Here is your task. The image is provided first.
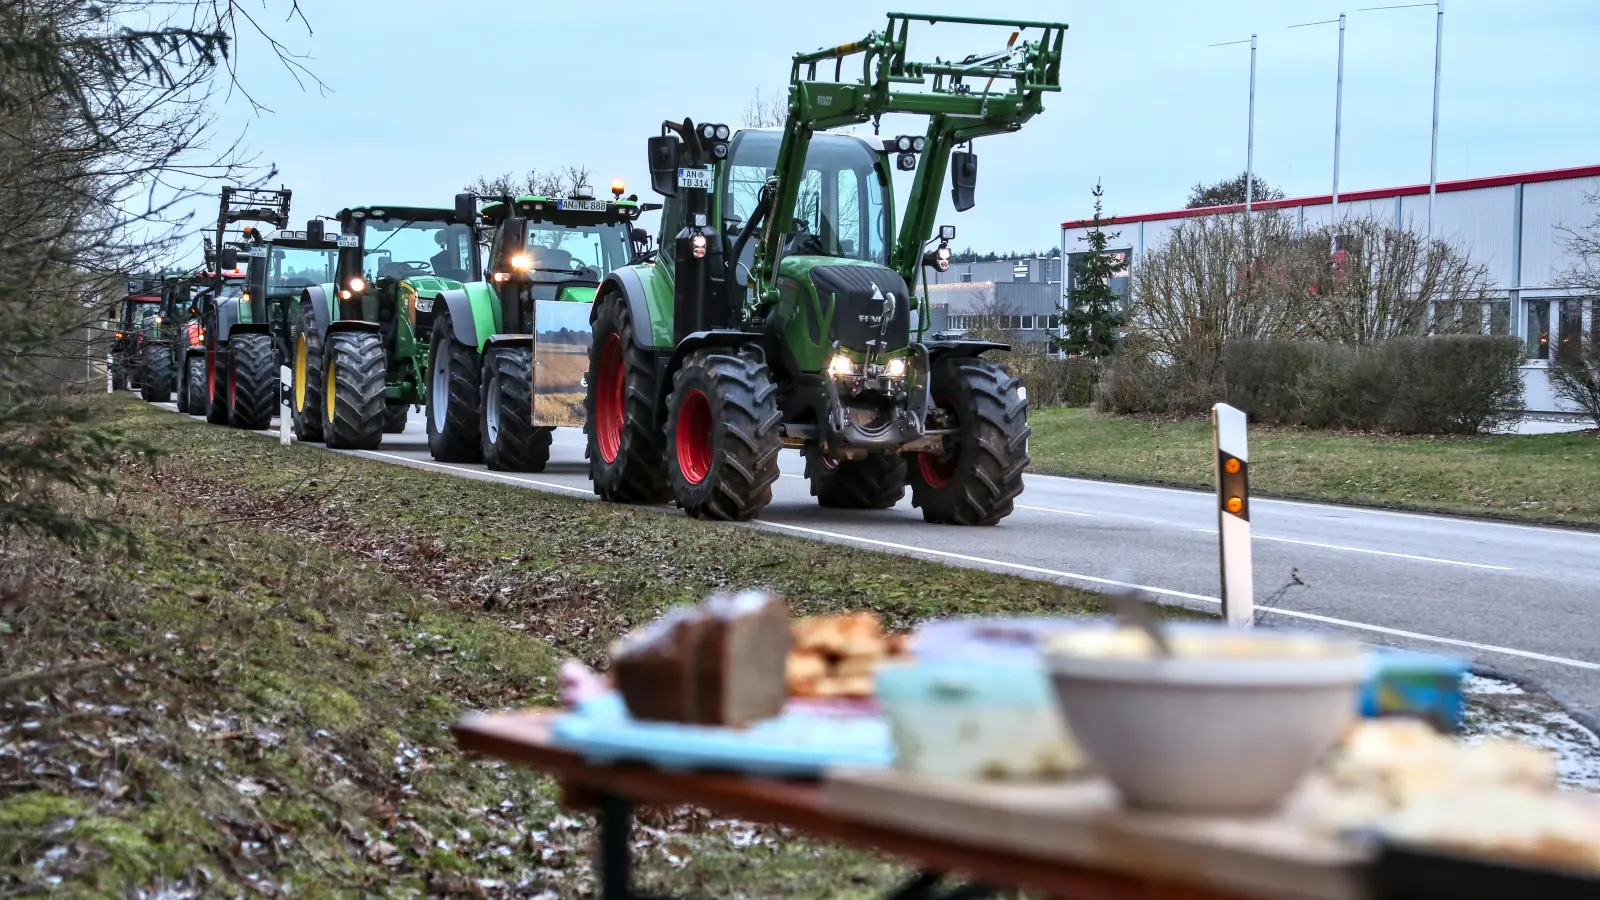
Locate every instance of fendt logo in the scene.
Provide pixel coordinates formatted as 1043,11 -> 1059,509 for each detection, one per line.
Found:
857,282 -> 897,325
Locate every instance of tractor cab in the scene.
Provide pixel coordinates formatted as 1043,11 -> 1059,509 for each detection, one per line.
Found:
477,188 -> 639,332
333,205 -> 479,349
247,226 -> 338,341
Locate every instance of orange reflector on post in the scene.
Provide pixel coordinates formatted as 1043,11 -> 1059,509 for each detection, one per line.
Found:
1226,497 -> 1244,514
1225,458 -> 1241,474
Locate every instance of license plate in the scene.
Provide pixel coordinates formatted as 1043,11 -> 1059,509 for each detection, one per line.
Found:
677,167 -> 714,190
335,235 -> 359,248
415,298 -> 433,313
247,247 -> 267,257
557,198 -> 608,212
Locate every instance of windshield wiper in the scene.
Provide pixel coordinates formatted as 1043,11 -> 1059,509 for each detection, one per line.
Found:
366,219 -> 418,255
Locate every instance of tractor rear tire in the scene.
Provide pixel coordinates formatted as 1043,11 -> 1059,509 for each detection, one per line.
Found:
227,333 -> 277,430
291,304 -> 325,442
111,363 -> 127,392
906,357 -> 1030,526
665,349 -> 782,521
802,445 -> 906,509
182,354 -> 205,415
384,404 -> 409,433
426,307 -> 482,462
323,331 -> 387,450
585,294 -> 670,504
481,346 -> 552,472
139,344 -> 172,403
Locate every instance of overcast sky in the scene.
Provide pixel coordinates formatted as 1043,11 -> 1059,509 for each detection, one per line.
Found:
184,0 -> 1598,261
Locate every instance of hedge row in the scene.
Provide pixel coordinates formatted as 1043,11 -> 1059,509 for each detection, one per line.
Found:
1096,335 -> 1525,434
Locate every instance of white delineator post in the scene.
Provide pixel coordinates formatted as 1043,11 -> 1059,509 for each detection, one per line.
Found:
106,354 -> 114,393
279,365 -> 292,445
1213,403 -> 1253,628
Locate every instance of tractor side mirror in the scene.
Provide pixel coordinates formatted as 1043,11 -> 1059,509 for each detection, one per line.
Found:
950,151 -> 978,213
631,227 -> 649,244
455,193 -> 477,224
647,136 -> 679,197
218,247 -> 239,270
306,219 -> 324,243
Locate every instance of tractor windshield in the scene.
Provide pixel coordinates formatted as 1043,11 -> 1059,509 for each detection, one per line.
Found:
524,221 -> 629,281
129,300 -> 160,325
724,130 -> 890,267
269,246 -> 336,297
361,218 -> 474,283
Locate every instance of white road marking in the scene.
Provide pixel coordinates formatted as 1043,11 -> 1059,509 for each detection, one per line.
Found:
1189,527 -> 1511,571
1024,471 -> 1600,540
359,451 -> 591,495
755,521 -> 1600,672
1017,504 -> 1096,518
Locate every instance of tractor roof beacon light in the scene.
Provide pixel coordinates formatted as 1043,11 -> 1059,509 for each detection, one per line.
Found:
611,178 -> 626,198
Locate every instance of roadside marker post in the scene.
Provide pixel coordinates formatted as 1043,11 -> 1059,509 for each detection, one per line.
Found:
279,365 -> 292,445
1213,403 -> 1254,627
106,355 -> 113,393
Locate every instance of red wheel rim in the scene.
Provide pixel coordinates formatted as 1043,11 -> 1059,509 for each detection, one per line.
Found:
206,348 -> 216,403
918,399 -> 959,489
595,334 -> 625,464
675,389 -> 713,485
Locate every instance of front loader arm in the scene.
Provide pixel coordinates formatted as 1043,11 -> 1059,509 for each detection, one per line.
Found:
753,13 -> 1066,305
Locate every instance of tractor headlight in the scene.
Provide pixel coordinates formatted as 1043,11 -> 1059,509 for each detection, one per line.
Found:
510,253 -> 532,270
828,354 -> 855,377
153,315 -> 163,325
897,152 -> 917,172
885,357 -> 907,378
896,135 -> 913,152
714,124 -> 730,140
348,276 -> 365,293
691,234 -> 707,259
912,136 -> 926,152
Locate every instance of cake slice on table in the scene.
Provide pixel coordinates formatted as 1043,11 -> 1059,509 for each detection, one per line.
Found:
609,590 -> 793,728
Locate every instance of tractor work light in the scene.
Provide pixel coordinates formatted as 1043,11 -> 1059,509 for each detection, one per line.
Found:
492,272 -> 510,283
711,142 -> 729,159
348,276 -> 365,293
886,357 -> 907,377
691,234 -> 708,259
934,246 -> 952,271
714,124 -> 730,140
828,354 -> 855,377
913,136 -> 926,152
510,253 -> 533,270
701,123 -> 716,140
897,152 -> 917,172
339,290 -> 352,300
611,178 -> 625,197
896,135 -> 913,152
940,225 -> 957,241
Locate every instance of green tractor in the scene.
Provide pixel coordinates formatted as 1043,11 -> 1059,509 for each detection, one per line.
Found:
424,185 -> 644,469
231,222 -> 339,426
289,205 -> 478,449
584,13 -> 1062,524
110,275 -> 168,398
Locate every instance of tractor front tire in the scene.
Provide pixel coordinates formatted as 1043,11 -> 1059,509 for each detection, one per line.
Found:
907,357 -> 1030,526
323,331 -> 387,450
384,404 -> 409,433
291,305 -> 325,442
585,295 -> 670,504
111,362 -> 127,392
665,349 -> 781,521
139,344 -> 172,403
426,307 -> 482,462
481,346 -> 552,472
802,445 -> 906,509
227,333 -> 277,430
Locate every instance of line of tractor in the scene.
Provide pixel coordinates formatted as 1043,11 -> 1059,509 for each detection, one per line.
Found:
110,13 -> 1066,527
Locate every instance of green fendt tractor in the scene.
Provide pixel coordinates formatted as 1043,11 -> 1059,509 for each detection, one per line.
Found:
425,185 -> 643,470
584,13 -> 1062,524
195,186 -> 294,428
290,204 -> 478,449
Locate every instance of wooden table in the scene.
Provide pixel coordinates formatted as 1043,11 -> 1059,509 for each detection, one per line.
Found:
452,709 -> 1289,900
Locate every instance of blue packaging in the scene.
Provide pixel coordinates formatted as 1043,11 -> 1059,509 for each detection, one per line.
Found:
1360,648 -> 1468,732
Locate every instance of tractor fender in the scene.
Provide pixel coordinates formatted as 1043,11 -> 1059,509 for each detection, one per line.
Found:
596,267 -> 656,351
924,339 -> 1011,366
437,288 -> 479,347
483,334 -> 532,352
657,330 -> 765,426
301,285 -> 333,342
212,297 -> 241,345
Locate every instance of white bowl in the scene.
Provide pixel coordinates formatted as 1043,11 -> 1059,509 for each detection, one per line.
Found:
1045,625 -> 1371,814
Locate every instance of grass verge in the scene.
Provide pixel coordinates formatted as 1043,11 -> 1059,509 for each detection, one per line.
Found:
1028,407 -> 1600,528
1,396 -> 1111,898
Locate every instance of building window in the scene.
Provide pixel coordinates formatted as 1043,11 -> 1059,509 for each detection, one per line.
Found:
1526,300 -> 1551,360
1020,315 -> 1034,330
1048,315 -> 1061,330
1557,299 -> 1584,361
1488,301 -> 1511,336
959,272 -> 972,283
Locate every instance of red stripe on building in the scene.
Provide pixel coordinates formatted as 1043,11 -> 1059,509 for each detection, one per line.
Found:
1061,163 -> 1600,229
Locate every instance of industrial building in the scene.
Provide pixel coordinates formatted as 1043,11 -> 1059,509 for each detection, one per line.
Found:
922,255 -> 1063,344
1057,164 -> 1600,415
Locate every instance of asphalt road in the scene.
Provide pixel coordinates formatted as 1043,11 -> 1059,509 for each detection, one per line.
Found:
151,399 -> 1600,721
